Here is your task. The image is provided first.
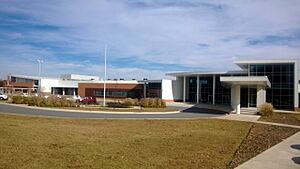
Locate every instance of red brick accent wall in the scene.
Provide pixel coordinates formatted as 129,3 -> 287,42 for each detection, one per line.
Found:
78,83 -> 143,97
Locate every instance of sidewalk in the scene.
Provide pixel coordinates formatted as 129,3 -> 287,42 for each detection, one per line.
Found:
215,114 -> 300,129
236,131 -> 300,169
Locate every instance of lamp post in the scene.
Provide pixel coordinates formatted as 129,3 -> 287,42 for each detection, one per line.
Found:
37,59 -> 43,96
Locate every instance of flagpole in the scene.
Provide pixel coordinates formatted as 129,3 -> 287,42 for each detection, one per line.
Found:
103,45 -> 107,106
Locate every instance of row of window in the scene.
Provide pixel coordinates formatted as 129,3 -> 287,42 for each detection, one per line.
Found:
250,64 -> 294,73
249,63 -> 295,110
94,90 -> 128,97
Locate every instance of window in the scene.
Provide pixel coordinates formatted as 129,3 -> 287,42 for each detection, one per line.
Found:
249,63 -> 295,110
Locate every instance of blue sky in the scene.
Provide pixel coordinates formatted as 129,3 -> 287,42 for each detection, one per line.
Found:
0,0 -> 300,79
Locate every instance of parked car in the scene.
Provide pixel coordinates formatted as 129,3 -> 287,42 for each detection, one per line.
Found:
80,97 -> 97,104
0,93 -> 8,100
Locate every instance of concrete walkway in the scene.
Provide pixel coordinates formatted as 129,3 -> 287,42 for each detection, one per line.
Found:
215,114 -> 300,129
236,131 -> 300,169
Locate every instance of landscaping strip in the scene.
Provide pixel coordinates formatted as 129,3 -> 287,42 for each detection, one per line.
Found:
229,123 -> 299,168
259,112 -> 300,126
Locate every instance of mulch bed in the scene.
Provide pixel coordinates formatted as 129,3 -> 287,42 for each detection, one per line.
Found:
259,112 -> 300,126
229,124 -> 299,168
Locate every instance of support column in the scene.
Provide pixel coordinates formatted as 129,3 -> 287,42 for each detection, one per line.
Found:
62,88 -> 65,95
213,75 -> 216,105
256,85 -> 266,108
183,76 -> 186,102
231,85 -> 241,114
196,75 -> 199,104
73,88 -> 76,96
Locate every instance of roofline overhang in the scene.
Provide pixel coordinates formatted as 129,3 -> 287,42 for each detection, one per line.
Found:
220,76 -> 271,88
166,70 -> 247,77
234,59 -> 297,69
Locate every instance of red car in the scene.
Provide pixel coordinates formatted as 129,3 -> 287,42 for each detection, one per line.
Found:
80,97 -> 97,104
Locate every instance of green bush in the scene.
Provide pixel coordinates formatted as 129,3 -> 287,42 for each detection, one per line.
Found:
11,96 -> 78,107
259,103 -> 274,116
12,96 -> 24,104
28,96 -> 44,106
107,102 -> 130,108
123,98 -> 140,107
140,98 -> 166,108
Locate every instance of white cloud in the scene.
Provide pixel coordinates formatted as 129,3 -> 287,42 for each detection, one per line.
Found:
0,0 -> 300,79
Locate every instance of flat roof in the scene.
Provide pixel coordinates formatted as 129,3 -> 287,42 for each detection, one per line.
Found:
10,74 -> 58,80
235,59 -> 297,69
220,76 -> 271,88
166,70 -> 247,77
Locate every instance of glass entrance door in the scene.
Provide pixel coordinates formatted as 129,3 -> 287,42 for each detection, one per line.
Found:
240,87 -> 257,107
240,87 -> 248,107
249,88 -> 257,107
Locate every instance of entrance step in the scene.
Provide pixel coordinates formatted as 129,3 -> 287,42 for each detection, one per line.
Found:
240,108 -> 258,115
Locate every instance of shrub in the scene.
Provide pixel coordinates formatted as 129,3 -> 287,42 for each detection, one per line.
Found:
60,100 -> 76,107
140,98 -> 150,108
123,98 -> 135,107
22,97 -> 29,104
107,102 -> 130,108
28,96 -> 44,106
122,98 -> 140,107
259,103 -> 274,116
140,98 -> 166,108
12,96 -> 24,104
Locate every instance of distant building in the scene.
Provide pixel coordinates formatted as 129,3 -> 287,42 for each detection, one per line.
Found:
2,59 -> 299,111
2,74 -> 177,101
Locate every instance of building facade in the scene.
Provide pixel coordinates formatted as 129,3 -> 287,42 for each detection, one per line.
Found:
167,60 -> 299,111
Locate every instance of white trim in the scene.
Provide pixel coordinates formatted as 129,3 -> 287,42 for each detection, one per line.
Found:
294,61 -> 299,108
235,59 -> 298,69
183,76 -> 186,102
196,75 -> 199,103
220,76 -> 271,88
213,75 -> 216,105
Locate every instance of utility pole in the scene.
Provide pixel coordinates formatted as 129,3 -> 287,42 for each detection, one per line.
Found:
103,45 -> 107,106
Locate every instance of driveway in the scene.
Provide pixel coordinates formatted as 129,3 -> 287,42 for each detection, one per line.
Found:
0,103 -> 226,119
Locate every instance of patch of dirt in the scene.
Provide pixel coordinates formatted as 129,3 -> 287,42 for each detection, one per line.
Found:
229,124 -> 299,168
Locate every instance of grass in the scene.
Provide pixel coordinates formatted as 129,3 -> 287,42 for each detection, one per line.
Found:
0,113 -> 298,169
0,114 -> 251,169
259,112 -> 300,126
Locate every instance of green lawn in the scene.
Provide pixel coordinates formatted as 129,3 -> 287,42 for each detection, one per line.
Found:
0,113 -> 298,169
0,114 -> 250,169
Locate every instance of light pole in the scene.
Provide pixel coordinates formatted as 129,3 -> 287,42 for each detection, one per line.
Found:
103,45 -> 107,107
37,59 -> 43,96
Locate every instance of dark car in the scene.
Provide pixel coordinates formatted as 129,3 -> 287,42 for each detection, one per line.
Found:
80,97 -> 97,104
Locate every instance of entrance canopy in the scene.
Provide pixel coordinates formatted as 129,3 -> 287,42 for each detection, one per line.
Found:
220,76 -> 271,88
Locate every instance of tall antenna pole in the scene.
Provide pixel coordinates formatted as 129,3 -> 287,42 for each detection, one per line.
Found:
103,45 -> 107,106
37,59 -> 43,77
37,59 -> 43,96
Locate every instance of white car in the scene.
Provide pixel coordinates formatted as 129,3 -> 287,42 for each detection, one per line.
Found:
0,93 -> 8,100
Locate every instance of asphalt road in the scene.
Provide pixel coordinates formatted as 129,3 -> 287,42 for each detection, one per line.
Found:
0,103 -> 226,119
